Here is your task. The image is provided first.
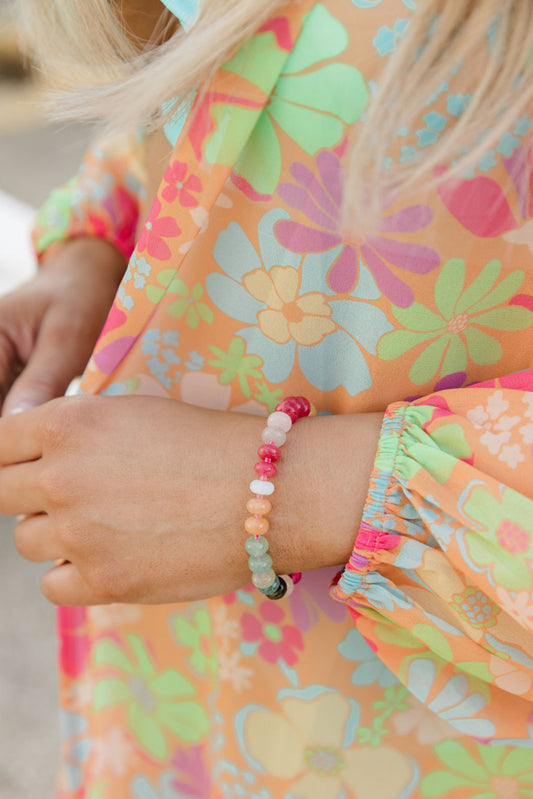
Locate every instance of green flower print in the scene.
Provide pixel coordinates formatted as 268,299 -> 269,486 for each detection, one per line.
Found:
171,607 -> 218,677
146,271 -> 213,329
378,258 -> 533,386
208,3 -> 368,197
93,634 -> 208,760
421,740 -> 533,798
208,337 -> 263,397
461,484 -> 533,590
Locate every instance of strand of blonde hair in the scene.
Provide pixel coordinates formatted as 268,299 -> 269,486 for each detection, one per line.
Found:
14,0 -> 533,223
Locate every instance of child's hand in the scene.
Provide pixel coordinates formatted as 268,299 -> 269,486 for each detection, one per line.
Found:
0,393 -> 383,606
0,237 -> 126,415
0,395 -> 262,606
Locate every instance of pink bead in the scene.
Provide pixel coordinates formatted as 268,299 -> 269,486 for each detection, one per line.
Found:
261,426 -> 286,447
254,461 -> 277,478
275,397 -> 301,422
258,443 -> 281,462
275,396 -> 311,421
295,396 -> 311,417
267,411 -> 292,433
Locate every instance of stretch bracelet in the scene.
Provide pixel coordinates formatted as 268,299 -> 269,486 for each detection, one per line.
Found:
245,396 -> 311,600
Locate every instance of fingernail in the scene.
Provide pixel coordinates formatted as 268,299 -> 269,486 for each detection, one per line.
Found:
7,403 -> 36,416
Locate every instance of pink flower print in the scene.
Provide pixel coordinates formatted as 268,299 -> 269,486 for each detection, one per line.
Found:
162,161 -> 202,207
496,520 -> 530,554
436,141 -> 533,247
241,601 -> 304,666
171,745 -> 212,798
137,197 -> 181,260
58,606 -> 90,679
101,185 -> 139,259
276,150 -> 440,307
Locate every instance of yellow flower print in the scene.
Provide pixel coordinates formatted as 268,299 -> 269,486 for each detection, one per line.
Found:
240,689 -> 414,799
243,266 -> 335,346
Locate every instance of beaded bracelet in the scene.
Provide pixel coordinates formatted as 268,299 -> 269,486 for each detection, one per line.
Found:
245,396 -> 311,600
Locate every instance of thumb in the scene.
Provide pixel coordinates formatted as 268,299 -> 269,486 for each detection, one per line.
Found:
2,315 -> 90,415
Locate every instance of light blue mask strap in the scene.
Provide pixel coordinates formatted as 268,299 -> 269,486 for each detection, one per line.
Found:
159,0 -> 201,32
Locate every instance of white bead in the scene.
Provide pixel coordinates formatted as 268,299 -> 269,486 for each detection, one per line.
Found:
280,574 -> 295,597
261,426 -> 286,447
267,411 -> 292,433
250,479 -> 274,496
252,569 -> 276,589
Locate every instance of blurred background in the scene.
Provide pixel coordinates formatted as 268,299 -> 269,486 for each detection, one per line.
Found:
0,2 -> 93,796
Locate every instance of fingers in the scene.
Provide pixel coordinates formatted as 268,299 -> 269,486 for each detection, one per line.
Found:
0,460 -> 47,515
2,309 -> 87,416
0,404 -> 48,466
13,513 -> 62,563
41,562 -> 97,607
0,330 -> 23,409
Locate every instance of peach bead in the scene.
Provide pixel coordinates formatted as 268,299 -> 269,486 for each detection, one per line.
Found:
246,497 -> 272,516
244,516 -> 270,535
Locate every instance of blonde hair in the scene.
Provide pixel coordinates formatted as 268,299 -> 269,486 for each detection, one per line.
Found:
14,0 -> 533,218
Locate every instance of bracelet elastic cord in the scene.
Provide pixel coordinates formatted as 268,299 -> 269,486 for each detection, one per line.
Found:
245,396 -> 311,599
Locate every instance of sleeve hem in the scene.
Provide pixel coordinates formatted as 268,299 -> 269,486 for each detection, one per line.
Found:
333,402 -> 409,601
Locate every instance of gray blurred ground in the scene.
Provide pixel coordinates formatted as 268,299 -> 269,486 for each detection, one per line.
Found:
0,39 -> 93,798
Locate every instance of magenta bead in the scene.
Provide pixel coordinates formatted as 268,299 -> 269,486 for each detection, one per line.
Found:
295,396 -> 311,417
254,461 -> 277,478
258,443 -> 281,462
275,398 -> 301,422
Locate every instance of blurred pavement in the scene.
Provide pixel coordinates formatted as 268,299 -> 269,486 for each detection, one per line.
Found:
0,39 -> 93,798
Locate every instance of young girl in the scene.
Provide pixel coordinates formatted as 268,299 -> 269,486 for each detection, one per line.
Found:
2,0 -> 533,796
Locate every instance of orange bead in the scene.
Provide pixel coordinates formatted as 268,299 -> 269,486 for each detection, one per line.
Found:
244,516 -> 270,535
246,497 -> 272,516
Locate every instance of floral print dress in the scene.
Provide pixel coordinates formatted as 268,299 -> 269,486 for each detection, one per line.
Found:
33,1 -> 533,797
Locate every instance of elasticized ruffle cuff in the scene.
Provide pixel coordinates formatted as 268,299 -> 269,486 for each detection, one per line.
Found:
333,403 -> 409,601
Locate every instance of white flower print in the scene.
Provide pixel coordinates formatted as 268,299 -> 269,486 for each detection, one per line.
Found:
467,390 -> 523,467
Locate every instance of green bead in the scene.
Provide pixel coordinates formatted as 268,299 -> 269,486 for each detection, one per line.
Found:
245,535 -> 269,557
248,554 -> 273,573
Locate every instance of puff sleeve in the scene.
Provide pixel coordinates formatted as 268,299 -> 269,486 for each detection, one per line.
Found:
32,133 -> 146,263
332,370 -> 533,746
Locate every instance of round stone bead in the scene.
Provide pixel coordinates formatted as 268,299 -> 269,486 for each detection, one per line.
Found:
260,575 -> 288,600
267,411 -> 292,433
257,443 -> 282,462
275,397 -> 301,422
246,497 -> 272,516
254,461 -> 277,478
250,478 -> 274,496
280,574 -> 295,597
295,396 -> 311,417
261,426 -> 286,447
248,554 -> 273,573
245,535 -> 269,556
252,569 -> 276,589
244,515 -> 269,535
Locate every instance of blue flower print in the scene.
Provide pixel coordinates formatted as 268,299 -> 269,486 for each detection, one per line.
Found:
140,329 -> 181,389
338,629 -> 399,688
132,773 -> 183,799
206,208 -> 392,394
119,253 -> 153,311
59,711 -> 92,794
